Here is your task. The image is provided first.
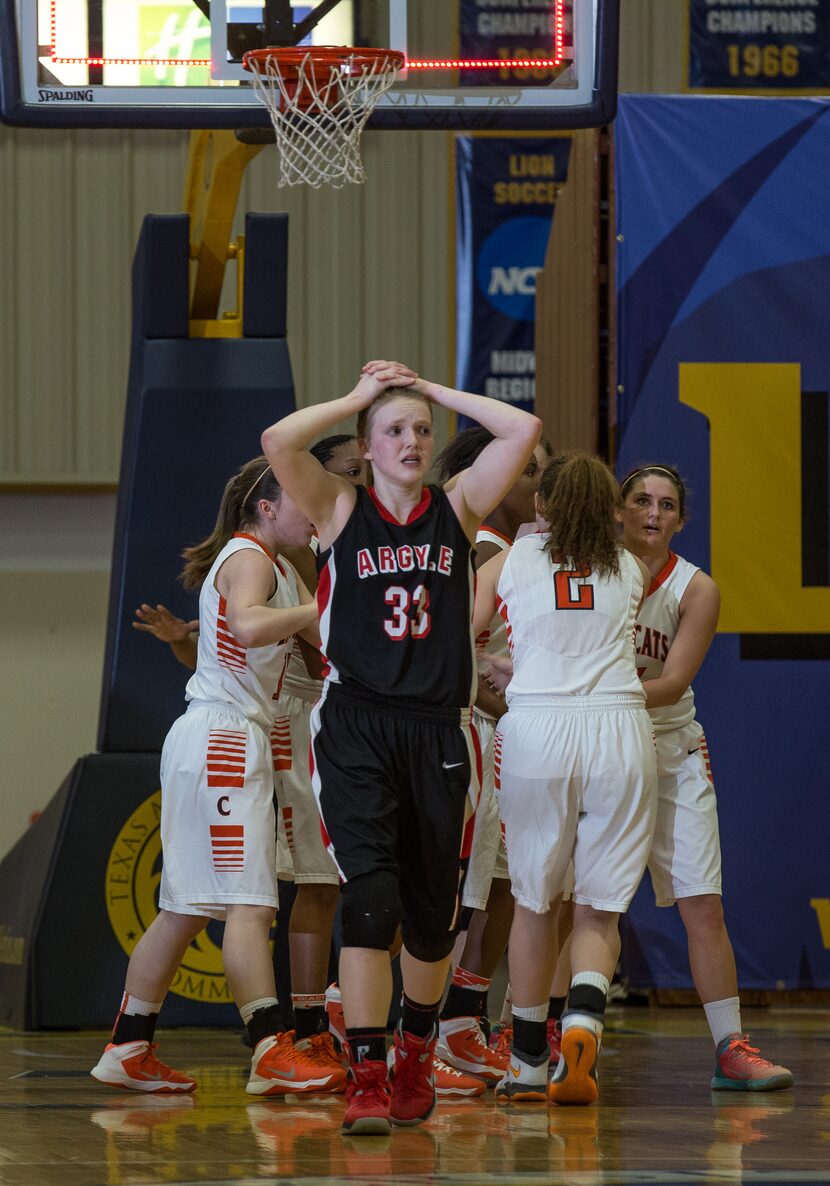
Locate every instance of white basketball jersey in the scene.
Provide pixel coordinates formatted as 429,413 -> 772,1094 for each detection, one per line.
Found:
635,551 -> 699,734
475,527 -> 512,720
281,536 -> 323,703
497,534 -> 645,700
185,533 -> 299,731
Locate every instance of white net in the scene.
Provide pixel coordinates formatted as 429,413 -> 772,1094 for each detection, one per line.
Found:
245,49 -> 404,189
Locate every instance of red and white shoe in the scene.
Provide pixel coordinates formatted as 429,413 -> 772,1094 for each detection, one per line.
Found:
389,1025 -> 438,1126
324,982 -> 346,1048
547,1018 -> 562,1066
388,1046 -> 486,1098
437,1016 -> 508,1085
246,1031 -> 341,1096
90,1041 -> 196,1094
342,1059 -> 392,1136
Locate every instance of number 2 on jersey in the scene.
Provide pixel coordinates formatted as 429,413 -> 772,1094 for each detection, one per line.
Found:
384,584 -> 432,640
554,569 -> 595,610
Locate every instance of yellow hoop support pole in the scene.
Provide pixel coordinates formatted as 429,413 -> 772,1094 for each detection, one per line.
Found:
182,129 -> 266,329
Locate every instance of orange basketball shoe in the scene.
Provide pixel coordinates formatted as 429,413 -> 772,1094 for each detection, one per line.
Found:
90,1041 -> 196,1093
711,1035 -> 793,1092
246,1031 -> 341,1096
433,1054 -> 487,1098
293,1031 -> 348,1093
548,1016 -> 601,1106
437,1016 -> 508,1084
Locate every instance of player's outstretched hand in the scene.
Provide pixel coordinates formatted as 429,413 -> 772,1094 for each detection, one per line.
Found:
133,603 -> 198,643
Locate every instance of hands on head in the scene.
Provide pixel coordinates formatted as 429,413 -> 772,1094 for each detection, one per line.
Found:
357,359 -> 421,403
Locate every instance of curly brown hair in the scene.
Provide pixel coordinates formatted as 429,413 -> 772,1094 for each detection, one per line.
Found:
540,451 -> 621,578
179,455 -> 281,591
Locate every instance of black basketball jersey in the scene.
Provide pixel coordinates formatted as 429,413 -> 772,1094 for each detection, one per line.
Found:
316,484 -> 476,707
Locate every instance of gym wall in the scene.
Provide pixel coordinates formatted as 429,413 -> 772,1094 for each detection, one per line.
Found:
0,0 -> 685,859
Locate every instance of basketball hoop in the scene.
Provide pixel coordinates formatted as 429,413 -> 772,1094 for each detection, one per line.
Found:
242,46 -> 405,189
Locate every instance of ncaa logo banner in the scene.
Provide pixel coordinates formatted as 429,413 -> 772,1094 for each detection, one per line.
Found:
615,95 -> 830,990
455,135 -> 571,430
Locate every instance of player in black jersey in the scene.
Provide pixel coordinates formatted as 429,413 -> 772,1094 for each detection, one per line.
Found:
262,360 -> 540,1135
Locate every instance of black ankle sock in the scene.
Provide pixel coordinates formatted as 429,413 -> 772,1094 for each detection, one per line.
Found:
513,1017 -> 547,1058
346,1027 -> 387,1064
548,995 -> 567,1021
246,1003 -> 284,1049
294,1005 -> 326,1041
440,982 -> 488,1021
567,984 -> 607,1018
401,993 -> 440,1039
112,1011 -> 158,1045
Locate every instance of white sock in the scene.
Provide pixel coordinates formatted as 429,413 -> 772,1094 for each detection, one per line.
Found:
570,971 -> 610,996
239,996 -> 279,1025
119,991 -> 162,1016
511,1001 -> 548,1023
703,996 -> 741,1046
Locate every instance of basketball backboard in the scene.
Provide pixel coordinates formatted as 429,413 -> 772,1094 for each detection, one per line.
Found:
0,0 -> 618,130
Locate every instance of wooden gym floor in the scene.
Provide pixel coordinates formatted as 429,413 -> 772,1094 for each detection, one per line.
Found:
1,1007 -> 827,1186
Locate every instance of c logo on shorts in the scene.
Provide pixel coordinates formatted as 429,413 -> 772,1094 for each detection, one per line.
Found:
104,791 -> 231,1005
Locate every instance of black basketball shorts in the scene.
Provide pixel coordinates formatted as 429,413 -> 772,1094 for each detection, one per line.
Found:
309,683 -> 481,946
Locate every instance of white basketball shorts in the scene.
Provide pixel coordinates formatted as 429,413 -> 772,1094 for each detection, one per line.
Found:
158,701 -> 280,920
270,692 -> 340,885
648,720 -> 722,906
495,696 -> 658,914
462,711 -> 510,911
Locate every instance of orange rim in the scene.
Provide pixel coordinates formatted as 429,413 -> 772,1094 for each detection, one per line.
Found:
242,45 -> 405,76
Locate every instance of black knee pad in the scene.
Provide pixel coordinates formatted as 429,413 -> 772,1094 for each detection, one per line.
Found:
341,870 -> 401,950
402,921 -> 456,964
456,905 -> 474,933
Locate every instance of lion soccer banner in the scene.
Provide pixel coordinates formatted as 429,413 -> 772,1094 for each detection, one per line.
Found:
455,135 -> 571,431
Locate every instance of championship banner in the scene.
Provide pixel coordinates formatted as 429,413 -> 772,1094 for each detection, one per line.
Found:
459,0 -> 572,86
687,0 -> 830,91
455,135 -> 571,429
615,95 -> 830,989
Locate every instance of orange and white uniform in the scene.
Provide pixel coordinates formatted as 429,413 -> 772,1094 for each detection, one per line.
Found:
494,535 -> 657,913
159,534 -> 299,919
636,552 -> 721,906
462,526 -> 512,912
272,639 -> 339,886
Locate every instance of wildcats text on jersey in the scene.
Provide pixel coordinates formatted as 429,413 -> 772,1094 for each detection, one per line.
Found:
634,623 -> 669,661
356,544 -> 454,579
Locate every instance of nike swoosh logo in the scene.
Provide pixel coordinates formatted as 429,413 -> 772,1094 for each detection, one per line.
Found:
575,1041 -> 584,1064
509,1063 -> 521,1078
442,761 -> 464,769
688,747 -> 700,755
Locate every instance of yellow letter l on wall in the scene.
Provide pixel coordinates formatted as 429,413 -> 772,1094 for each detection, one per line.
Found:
680,362 -> 830,634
